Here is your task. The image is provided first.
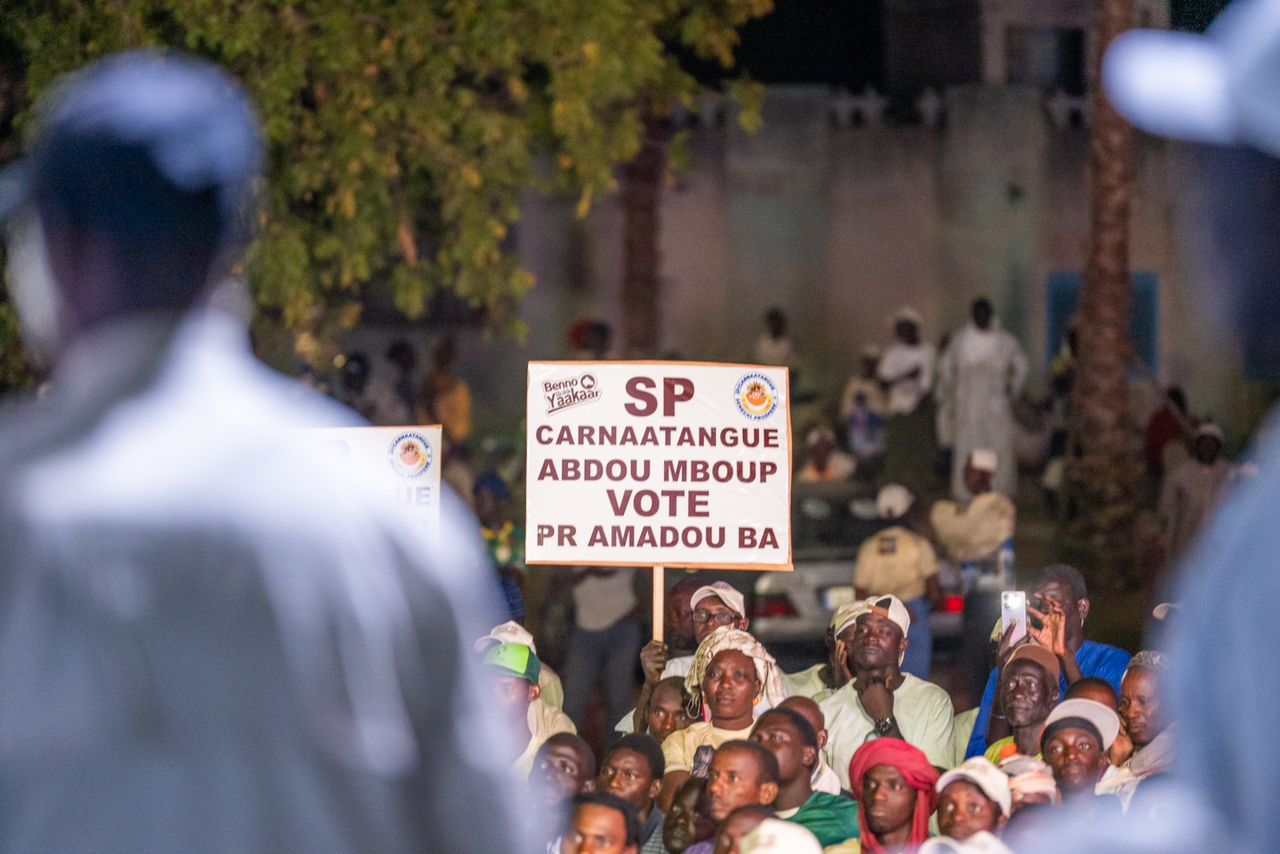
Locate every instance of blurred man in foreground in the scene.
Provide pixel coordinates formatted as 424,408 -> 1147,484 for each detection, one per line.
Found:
0,51 -> 528,852
1041,5 -> 1280,850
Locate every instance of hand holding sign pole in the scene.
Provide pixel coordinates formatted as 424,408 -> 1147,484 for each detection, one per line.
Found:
526,362 -> 792,641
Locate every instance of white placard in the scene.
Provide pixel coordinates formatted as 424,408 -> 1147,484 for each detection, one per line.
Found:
309,425 -> 443,534
526,362 -> 792,569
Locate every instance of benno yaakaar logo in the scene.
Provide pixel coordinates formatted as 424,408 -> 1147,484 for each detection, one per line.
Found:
544,373 -> 602,415
388,432 -> 433,477
735,372 -> 778,420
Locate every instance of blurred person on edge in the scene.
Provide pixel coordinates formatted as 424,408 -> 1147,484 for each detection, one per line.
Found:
0,51 -> 530,852
1022,4 -> 1280,849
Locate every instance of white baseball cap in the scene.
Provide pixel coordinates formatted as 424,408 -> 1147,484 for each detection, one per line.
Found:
892,306 -> 924,327
937,757 -> 1013,817
832,594 -> 912,640
1042,698 -> 1122,750
1103,0 -> 1280,159
876,483 -> 915,519
1195,423 -> 1225,442
474,620 -> 537,654
968,448 -> 999,473
806,425 -> 837,448
739,819 -> 822,854
690,581 -> 746,618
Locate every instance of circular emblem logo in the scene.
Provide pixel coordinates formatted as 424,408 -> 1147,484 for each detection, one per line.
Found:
735,373 -> 779,420
388,432 -> 433,478
580,372 -> 597,390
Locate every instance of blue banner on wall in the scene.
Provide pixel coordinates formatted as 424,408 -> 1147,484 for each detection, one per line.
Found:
1045,271 -> 1159,374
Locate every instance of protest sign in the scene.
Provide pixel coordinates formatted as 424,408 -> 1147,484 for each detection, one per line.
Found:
309,425 -> 443,534
525,362 -> 792,574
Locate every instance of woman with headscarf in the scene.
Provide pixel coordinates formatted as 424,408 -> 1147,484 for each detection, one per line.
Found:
848,738 -> 940,852
656,628 -> 790,811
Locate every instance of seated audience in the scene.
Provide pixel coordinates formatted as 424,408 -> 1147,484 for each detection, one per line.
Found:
476,619 -> 564,709
658,629 -> 788,810
854,484 -> 944,679
967,565 -> 1130,758
935,757 -> 1011,842
645,676 -> 694,744
798,425 -> 857,482
1064,677 -> 1118,709
984,644 -> 1061,762
532,733 -> 596,846
738,817 -> 824,853
778,696 -> 843,795
482,641 -> 576,778
663,777 -> 713,854
597,735 -> 668,854
1095,651 -> 1173,810
847,738 -> 941,853
750,708 -> 859,846
712,805 -> 775,854
1039,699 -> 1121,805
625,580 -> 745,734
998,755 -> 1059,813
561,791 -> 641,854
686,741 -> 781,854
820,596 -> 955,789
629,578 -> 702,733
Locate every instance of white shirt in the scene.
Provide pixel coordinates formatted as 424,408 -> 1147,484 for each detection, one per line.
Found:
819,674 -> 956,790
0,311 -> 533,854
878,342 -> 936,414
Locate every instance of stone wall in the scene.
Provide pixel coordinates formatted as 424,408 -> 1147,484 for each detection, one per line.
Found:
354,83 -> 1276,447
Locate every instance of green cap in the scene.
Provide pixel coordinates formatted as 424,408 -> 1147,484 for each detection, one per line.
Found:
482,641 -> 541,684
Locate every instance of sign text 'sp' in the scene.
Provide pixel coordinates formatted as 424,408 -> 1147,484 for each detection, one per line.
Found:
525,361 -> 792,570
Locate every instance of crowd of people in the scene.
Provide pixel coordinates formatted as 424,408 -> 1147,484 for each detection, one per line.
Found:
471,560 -> 1184,853
431,280 -> 1231,854
314,233 -> 1233,854
5,1 -> 1280,851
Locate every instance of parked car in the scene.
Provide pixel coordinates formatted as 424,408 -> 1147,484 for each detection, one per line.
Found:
748,481 -> 966,648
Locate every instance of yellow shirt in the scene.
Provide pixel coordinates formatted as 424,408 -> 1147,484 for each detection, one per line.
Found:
513,698 -> 577,779
662,721 -> 754,775
540,666 -> 565,710
930,492 -> 1016,562
786,663 -> 832,700
853,526 -> 939,603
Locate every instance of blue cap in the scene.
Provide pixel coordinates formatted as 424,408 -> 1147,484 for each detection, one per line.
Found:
0,50 -> 262,244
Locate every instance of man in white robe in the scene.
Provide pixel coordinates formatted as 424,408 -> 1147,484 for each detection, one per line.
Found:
938,298 -> 1028,500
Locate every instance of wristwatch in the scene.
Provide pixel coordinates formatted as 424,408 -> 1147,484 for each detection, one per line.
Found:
873,715 -> 897,736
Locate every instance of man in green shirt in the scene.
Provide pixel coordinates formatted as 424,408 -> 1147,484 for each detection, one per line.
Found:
750,708 -> 859,847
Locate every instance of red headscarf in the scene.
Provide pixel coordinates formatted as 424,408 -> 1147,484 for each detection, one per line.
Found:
848,738 -> 940,853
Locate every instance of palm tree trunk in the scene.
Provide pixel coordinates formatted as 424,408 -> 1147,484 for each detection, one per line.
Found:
1067,0 -> 1142,581
620,114 -> 670,358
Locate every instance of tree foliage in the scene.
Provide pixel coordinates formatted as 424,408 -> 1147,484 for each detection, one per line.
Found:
0,0 -> 770,372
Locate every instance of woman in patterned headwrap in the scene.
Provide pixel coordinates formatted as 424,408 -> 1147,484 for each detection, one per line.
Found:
848,738 -> 940,852
657,628 -> 790,811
